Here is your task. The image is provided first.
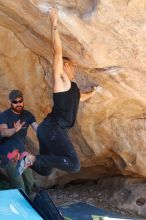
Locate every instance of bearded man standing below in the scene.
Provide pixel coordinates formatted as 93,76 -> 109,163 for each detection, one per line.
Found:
0,90 -> 38,198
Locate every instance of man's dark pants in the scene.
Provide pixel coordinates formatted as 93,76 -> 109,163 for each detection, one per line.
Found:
4,161 -> 35,199
32,117 -> 81,176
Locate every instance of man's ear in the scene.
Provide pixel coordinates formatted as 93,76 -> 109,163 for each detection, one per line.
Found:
64,62 -> 69,68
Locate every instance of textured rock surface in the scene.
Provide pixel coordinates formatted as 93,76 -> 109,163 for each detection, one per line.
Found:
96,176 -> 146,218
0,0 -> 146,203
48,177 -> 144,219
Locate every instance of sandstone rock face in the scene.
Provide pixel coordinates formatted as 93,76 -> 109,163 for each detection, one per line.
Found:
0,0 -> 146,187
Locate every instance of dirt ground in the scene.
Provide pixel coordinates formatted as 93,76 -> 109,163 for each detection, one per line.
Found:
0,172 -> 144,219
46,180 -> 143,220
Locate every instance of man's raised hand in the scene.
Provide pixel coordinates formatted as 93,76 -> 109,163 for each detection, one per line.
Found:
14,120 -> 25,133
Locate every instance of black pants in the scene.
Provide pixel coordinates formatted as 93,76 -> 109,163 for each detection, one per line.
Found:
32,117 -> 80,176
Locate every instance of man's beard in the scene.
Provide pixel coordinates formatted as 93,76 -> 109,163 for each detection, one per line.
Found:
11,104 -> 24,114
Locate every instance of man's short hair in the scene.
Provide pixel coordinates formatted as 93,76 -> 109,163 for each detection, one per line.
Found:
63,57 -> 70,62
63,57 -> 73,65
9,90 -> 23,101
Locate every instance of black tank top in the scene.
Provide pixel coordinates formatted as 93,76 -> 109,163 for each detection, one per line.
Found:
49,81 -> 80,128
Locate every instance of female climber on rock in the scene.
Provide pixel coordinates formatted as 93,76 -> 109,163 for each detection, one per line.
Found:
16,8 -> 97,176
